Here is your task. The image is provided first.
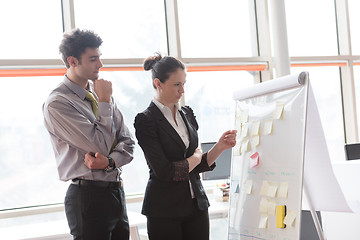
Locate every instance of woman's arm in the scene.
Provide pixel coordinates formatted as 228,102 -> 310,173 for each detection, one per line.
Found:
134,112 -> 194,181
206,130 -> 237,167
187,148 -> 202,172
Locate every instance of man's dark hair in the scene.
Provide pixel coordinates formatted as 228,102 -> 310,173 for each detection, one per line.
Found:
59,29 -> 103,68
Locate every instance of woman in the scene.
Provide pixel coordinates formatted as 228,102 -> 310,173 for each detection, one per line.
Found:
134,53 -> 237,240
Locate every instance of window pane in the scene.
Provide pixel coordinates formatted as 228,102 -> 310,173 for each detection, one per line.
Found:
285,0 -> 338,56
74,0 -> 167,59
291,67 -> 345,162
185,71 -> 255,142
348,0 -> 360,55
353,66 -> 360,137
100,71 -> 155,194
0,0 -> 63,59
0,76 -> 67,209
178,0 -> 254,58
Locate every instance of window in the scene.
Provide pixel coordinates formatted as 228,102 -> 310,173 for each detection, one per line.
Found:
74,0 -> 167,59
0,0 -> 63,59
177,0 -> 255,58
185,71 -> 255,142
100,70 -> 155,194
0,76 -> 68,209
352,66 -> 360,138
291,67 -> 345,162
348,0 -> 360,55
285,0 -> 338,56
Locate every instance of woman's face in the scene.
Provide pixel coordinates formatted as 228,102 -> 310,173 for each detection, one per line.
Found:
156,68 -> 186,105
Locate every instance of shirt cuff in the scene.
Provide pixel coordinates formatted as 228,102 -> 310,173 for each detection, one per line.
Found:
97,102 -> 112,117
196,152 -> 216,173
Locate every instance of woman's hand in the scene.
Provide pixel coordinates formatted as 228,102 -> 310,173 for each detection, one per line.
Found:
217,130 -> 237,151
206,130 -> 237,167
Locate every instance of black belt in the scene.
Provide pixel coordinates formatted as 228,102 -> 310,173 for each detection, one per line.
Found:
71,179 -> 122,189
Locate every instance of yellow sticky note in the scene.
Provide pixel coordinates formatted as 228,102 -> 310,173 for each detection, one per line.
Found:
267,182 -> 278,198
258,214 -> 268,229
263,119 -> 273,135
273,102 -> 284,119
251,120 -> 260,136
235,114 -> 241,125
267,199 -> 277,216
284,209 -> 296,227
241,123 -> 249,137
244,180 -> 253,194
241,140 -> 249,154
259,198 -> 268,213
259,181 -> 269,196
237,124 -> 242,139
241,110 -> 249,123
278,182 -> 289,198
250,135 -> 260,149
276,205 -> 286,228
233,143 -> 241,156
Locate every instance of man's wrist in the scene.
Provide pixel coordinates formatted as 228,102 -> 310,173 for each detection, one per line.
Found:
104,156 -> 115,172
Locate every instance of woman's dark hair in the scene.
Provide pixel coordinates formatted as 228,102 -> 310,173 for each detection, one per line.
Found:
59,29 -> 103,68
143,53 -> 185,89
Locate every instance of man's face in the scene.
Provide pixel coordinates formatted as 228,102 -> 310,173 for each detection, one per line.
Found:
76,47 -> 103,81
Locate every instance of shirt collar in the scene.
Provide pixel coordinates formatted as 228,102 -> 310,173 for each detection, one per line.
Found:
63,75 -> 95,100
152,98 -> 180,112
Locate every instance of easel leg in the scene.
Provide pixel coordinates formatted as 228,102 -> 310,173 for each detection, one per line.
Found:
304,185 -> 326,240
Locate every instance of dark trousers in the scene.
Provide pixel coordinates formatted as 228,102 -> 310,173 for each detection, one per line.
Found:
64,183 -> 129,240
146,204 -> 209,240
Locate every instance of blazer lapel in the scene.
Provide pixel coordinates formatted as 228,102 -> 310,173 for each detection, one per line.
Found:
179,108 -> 198,152
148,102 -> 186,149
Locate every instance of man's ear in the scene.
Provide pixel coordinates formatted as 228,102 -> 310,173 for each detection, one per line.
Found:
67,56 -> 79,67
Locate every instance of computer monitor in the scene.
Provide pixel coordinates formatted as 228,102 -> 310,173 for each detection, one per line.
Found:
201,142 -> 232,180
344,143 -> 360,160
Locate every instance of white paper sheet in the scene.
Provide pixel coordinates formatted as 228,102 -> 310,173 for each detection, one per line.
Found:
302,85 -> 352,212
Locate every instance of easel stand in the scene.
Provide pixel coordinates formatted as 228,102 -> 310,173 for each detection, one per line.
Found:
303,185 -> 326,240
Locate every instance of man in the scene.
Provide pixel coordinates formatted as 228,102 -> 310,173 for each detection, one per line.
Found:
43,29 -> 135,239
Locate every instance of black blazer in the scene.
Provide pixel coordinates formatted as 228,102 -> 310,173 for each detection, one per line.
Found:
134,102 -> 215,218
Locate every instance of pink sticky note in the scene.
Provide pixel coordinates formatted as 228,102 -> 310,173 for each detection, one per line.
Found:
250,152 -> 259,168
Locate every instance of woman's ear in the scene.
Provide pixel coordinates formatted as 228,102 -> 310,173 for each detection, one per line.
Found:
154,78 -> 161,89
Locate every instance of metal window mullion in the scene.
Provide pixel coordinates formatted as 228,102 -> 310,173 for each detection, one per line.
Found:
164,0 -> 181,58
61,0 -> 75,33
336,0 -> 358,143
255,0 -> 273,82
